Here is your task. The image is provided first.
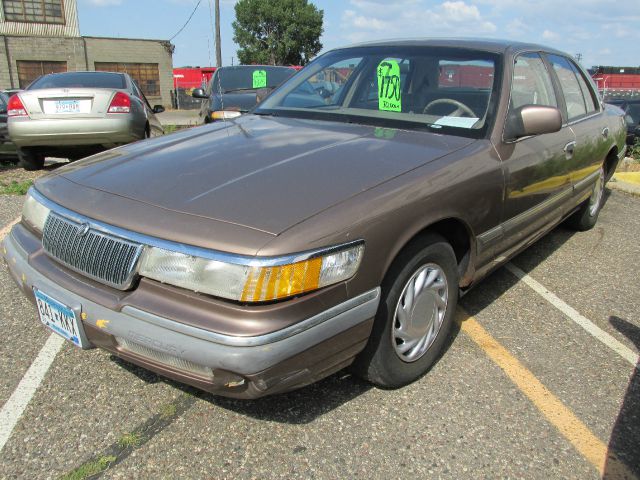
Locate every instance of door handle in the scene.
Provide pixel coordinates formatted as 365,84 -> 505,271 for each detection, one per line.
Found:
563,141 -> 576,159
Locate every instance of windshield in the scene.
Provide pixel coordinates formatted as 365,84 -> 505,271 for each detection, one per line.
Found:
256,46 -> 500,137
211,66 -> 296,93
624,103 -> 640,125
28,72 -> 127,90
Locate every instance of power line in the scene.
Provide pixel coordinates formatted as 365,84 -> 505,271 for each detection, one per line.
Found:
169,0 -> 202,41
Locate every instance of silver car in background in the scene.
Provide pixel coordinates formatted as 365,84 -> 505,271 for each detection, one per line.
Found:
7,71 -> 165,170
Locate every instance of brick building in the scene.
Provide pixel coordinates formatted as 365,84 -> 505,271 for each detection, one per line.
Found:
0,0 -> 174,106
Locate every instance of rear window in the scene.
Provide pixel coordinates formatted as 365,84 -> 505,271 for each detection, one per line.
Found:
28,72 -> 127,90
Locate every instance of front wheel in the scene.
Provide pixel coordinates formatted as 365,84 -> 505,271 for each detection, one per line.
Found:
352,234 -> 459,388
566,166 -> 605,231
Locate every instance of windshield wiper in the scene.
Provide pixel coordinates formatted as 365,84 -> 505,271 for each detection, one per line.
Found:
222,87 -> 258,94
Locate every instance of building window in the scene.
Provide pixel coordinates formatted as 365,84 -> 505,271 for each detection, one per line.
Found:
2,0 -> 66,25
17,60 -> 67,88
95,62 -> 161,97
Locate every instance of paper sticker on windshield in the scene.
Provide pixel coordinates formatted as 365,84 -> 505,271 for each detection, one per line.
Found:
377,60 -> 401,112
252,70 -> 267,89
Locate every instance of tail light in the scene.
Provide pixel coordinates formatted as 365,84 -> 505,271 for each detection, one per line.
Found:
107,92 -> 131,113
7,95 -> 27,117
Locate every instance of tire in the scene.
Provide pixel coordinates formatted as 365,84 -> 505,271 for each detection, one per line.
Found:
352,234 -> 459,388
566,166 -> 605,231
17,147 -> 45,171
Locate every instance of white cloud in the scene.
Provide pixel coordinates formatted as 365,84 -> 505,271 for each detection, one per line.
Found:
542,30 -> 558,40
340,0 -> 496,42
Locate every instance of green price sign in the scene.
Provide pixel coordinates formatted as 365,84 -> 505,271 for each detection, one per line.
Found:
252,69 -> 267,89
377,60 -> 401,112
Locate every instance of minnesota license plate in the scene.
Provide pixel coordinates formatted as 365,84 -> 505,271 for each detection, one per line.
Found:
33,288 -> 86,348
54,100 -> 80,114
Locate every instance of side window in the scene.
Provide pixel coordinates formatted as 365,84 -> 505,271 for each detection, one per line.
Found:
569,61 -> 598,114
132,82 -> 142,99
547,55 -> 588,121
505,53 -> 557,139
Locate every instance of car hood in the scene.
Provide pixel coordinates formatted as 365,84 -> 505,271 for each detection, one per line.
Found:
52,115 -> 474,235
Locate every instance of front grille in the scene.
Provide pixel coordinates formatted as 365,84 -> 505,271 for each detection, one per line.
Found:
42,213 -> 144,290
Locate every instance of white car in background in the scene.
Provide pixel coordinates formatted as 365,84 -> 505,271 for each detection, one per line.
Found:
8,71 -> 165,170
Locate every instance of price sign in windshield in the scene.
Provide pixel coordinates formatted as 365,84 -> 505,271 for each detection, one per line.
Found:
253,69 -> 267,89
377,60 -> 401,112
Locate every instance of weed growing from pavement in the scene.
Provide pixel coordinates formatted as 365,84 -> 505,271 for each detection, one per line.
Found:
60,455 -> 117,480
160,402 -> 177,418
117,432 -> 143,448
630,139 -> 640,161
0,179 -> 32,195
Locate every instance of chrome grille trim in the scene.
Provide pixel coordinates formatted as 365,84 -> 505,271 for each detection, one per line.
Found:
42,212 -> 144,290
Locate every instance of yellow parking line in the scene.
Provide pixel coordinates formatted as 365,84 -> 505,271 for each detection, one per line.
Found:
457,310 -> 632,478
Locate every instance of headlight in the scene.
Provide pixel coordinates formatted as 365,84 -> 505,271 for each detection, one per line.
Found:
138,241 -> 364,302
22,189 -> 51,232
211,110 -> 241,120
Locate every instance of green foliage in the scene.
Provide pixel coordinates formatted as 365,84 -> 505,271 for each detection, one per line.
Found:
0,180 -> 32,195
232,0 -> 323,66
59,455 -> 116,480
117,432 -> 143,448
630,138 -> 640,161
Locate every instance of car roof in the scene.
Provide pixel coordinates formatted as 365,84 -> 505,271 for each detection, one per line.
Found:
216,65 -> 296,71
335,37 -> 567,56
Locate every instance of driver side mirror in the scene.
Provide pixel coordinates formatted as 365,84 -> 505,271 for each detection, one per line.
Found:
256,87 -> 274,104
191,88 -> 208,99
152,105 -> 165,114
505,105 -> 562,140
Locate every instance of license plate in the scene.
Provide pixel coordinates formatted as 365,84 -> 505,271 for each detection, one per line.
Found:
34,288 -> 86,348
54,100 -> 80,114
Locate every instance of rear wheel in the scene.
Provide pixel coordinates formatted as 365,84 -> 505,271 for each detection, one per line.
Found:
17,148 -> 45,171
352,234 -> 459,388
566,166 -> 605,231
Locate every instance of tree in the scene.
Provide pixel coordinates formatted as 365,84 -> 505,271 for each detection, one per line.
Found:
232,0 -> 323,66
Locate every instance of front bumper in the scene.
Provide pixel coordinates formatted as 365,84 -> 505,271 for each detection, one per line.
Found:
8,116 -> 141,147
2,224 -> 379,398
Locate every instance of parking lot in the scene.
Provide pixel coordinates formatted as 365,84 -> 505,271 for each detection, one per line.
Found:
0,181 -> 638,479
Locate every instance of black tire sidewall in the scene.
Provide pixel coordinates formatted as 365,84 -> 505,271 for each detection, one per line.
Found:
17,148 -> 44,171
568,167 -> 605,231
355,235 -> 459,388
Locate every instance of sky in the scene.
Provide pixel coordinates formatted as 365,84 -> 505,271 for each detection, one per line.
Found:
77,0 -> 640,69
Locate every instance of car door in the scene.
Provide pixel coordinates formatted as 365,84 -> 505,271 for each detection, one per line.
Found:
545,54 -> 610,206
493,52 -> 576,258
132,81 -> 164,137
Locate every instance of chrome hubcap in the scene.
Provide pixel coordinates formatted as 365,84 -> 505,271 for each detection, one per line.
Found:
392,263 -> 448,362
589,168 -> 605,217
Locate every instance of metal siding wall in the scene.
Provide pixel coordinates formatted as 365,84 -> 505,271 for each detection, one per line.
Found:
0,0 -> 80,37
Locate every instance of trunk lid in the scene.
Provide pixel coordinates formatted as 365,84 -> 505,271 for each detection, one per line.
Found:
18,88 -> 120,120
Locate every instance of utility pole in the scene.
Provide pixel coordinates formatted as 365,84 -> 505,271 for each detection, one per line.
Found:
215,0 -> 222,68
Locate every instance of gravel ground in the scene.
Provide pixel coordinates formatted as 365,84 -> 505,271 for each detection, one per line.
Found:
0,159 -> 68,193
0,189 -> 638,479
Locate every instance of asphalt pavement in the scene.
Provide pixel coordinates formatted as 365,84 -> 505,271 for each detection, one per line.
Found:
0,189 -> 638,479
